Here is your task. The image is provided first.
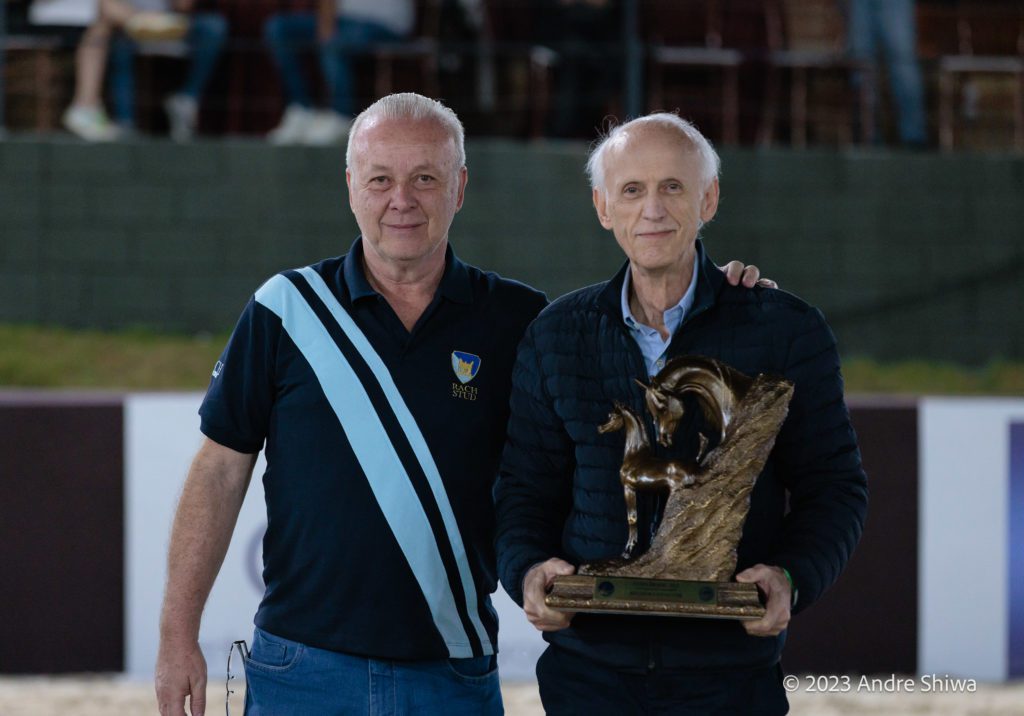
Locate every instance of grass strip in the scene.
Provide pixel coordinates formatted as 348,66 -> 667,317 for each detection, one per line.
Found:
1,324 -> 1023,395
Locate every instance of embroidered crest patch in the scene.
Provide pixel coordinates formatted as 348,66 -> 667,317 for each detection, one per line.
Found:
451,351 -> 481,384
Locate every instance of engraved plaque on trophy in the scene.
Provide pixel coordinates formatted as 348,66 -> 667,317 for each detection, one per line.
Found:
545,356 -> 794,620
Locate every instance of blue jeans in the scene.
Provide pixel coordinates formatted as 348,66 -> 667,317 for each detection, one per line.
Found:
109,13 -> 228,126
848,0 -> 927,145
242,627 -> 503,715
263,13 -> 400,116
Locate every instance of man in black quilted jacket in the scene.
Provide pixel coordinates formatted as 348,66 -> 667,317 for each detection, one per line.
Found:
494,113 -> 868,715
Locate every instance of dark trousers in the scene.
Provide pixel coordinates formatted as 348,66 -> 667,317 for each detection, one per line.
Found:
535,645 -> 789,716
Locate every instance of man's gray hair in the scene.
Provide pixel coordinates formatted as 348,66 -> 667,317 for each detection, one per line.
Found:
586,113 -> 721,193
346,93 -> 466,168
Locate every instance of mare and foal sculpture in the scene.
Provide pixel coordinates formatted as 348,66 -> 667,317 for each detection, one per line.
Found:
600,356 -> 754,560
545,355 -> 793,617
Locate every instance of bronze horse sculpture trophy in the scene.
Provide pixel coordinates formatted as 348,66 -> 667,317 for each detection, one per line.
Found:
546,355 -> 794,620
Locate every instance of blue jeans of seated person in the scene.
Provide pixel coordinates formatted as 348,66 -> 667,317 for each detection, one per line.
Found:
263,14 -> 401,117
109,13 -> 228,127
242,627 -> 503,715
848,0 -> 927,145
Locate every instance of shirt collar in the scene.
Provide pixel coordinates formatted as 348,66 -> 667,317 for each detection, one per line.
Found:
620,252 -> 699,337
342,236 -> 473,305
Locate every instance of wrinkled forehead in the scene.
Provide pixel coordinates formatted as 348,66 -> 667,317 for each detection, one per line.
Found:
349,116 -> 459,171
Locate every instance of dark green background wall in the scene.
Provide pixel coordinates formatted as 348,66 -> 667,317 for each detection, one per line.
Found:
2,139 -> 1022,363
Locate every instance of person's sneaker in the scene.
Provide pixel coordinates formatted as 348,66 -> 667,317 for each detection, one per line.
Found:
125,12 -> 189,42
268,105 -> 315,145
62,105 -> 123,142
303,111 -> 352,145
164,93 -> 198,142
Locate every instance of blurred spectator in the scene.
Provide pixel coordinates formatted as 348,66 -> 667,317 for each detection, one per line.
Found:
27,0 -> 96,29
846,0 -> 927,146
263,0 -> 414,145
540,0 -> 621,139
62,0 -> 227,141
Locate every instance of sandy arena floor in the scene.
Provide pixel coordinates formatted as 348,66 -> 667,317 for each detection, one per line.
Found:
1,676 -> 1023,715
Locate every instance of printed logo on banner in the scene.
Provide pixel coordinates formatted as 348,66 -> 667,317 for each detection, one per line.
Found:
246,524 -> 267,594
1009,422 -> 1024,678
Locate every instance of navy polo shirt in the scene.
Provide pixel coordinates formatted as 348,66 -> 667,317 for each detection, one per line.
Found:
199,238 -> 547,660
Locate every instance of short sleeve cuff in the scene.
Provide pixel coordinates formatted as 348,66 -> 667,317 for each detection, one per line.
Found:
199,420 -> 264,455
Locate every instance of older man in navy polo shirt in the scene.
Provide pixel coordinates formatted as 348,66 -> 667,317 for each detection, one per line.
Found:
154,93 -> 769,715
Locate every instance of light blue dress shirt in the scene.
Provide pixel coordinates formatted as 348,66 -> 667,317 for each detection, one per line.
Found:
621,253 -> 699,377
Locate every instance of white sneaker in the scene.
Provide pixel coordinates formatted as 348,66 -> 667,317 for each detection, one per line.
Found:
62,105 -> 123,142
268,105 -> 315,145
164,94 -> 198,142
125,12 -> 189,42
303,111 -> 352,145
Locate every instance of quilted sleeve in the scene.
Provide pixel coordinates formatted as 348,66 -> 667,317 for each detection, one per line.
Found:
494,320 -> 575,606
770,307 -> 868,613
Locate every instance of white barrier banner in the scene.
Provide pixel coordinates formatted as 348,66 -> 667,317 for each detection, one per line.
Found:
919,397 -> 1024,681
125,394 -> 268,680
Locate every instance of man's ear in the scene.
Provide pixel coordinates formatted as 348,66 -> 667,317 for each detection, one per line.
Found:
454,166 -> 468,212
346,169 -> 354,210
593,188 -> 613,230
700,178 -> 720,223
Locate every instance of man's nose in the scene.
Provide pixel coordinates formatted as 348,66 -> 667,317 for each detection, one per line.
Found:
389,182 -> 417,210
641,193 -> 666,220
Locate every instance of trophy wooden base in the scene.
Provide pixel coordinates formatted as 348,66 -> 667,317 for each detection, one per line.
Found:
545,575 -> 765,620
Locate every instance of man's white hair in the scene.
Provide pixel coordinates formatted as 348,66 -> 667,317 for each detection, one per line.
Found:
586,113 -> 721,194
345,93 -> 466,169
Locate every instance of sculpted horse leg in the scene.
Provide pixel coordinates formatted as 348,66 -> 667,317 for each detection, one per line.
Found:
695,432 -> 709,463
622,481 -> 638,559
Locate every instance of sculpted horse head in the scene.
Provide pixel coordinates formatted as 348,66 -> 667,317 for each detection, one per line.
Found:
638,380 -> 687,448
598,401 -> 649,456
638,356 -> 750,449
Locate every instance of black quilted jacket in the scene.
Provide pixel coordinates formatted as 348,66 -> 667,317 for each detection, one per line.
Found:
494,240 -> 868,671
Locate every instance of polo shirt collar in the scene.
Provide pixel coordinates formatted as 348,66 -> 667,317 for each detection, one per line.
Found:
343,236 -> 473,305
